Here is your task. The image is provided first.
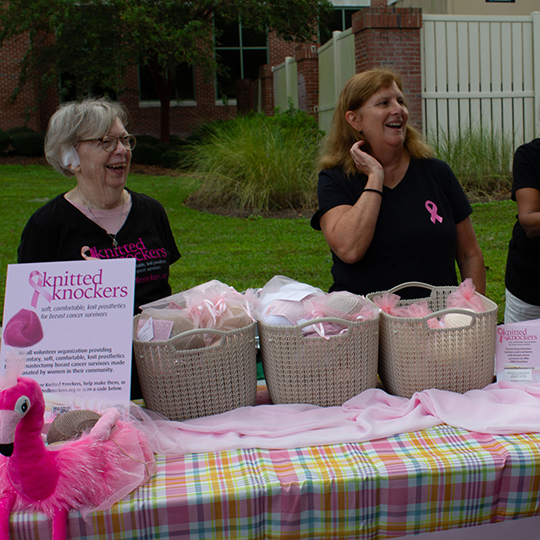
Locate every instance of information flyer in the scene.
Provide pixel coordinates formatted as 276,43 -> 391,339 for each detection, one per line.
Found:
1,259 -> 135,400
495,319 -> 540,383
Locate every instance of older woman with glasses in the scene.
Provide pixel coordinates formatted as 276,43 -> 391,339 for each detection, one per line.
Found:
17,97 -> 180,398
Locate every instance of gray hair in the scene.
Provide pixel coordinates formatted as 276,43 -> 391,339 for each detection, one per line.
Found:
45,97 -> 129,177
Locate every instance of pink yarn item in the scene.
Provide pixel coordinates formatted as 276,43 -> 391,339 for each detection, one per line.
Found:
2,308 -> 43,348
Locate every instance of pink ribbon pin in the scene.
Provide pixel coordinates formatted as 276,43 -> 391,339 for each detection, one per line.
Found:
29,270 -> 53,308
81,245 -> 99,260
425,201 -> 443,224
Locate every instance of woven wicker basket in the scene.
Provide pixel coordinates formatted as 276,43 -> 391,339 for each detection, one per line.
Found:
366,282 -> 498,398
133,317 -> 257,421
258,316 -> 379,407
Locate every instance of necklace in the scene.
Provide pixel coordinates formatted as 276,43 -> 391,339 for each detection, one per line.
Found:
77,189 -> 127,248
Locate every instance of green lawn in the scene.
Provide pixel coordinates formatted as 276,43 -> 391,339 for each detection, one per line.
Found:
0,164 -> 516,324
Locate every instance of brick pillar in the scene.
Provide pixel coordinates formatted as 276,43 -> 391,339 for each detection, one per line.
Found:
258,64 -> 274,116
352,7 -> 423,132
235,79 -> 254,114
294,43 -> 319,120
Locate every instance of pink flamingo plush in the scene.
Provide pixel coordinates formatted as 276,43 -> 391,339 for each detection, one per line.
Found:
0,357 -> 156,540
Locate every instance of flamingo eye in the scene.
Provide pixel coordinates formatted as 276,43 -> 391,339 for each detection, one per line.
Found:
14,396 -> 30,417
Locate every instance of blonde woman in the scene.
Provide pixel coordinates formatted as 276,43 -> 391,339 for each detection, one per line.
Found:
311,68 -> 485,298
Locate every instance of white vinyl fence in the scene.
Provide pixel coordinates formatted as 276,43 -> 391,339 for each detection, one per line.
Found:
273,12 -> 540,150
272,28 -> 355,127
272,57 -> 298,112
422,13 -> 540,150
317,29 -> 356,132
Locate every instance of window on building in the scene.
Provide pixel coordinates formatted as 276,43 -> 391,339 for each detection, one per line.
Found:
138,63 -> 195,103
214,14 -> 268,101
319,7 -> 364,45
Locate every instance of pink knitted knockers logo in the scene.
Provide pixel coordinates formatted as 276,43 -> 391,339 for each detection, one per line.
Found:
28,268 -> 129,304
84,237 -> 167,262
497,326 -> 538,344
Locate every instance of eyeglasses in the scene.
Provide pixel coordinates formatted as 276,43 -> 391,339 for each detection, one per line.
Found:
80,134 -> 137,153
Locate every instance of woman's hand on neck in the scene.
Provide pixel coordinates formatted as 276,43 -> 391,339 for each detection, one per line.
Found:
351,140 -> 410,189
378,150 -> 410,189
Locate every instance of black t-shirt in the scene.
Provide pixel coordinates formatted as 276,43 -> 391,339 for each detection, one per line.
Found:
311,158 -> 472,296
18,189 -> 181,312
505,138 -> 540,306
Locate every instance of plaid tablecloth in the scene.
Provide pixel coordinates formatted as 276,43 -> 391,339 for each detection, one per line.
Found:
9,391 -> 540,539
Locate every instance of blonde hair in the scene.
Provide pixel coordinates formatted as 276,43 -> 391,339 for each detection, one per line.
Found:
319,68 -> 433,176
45,97 -> 129,177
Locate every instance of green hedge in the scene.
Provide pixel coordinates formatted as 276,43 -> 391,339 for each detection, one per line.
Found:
2,127 -> 45,157
0,131 -> 10,153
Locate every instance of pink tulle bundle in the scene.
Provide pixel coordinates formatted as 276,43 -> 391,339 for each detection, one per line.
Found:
371,294 -> 442,327
372,279 -> 486,329
371,293 -> 411,317
181,281 -> 253,333
138,280 -> 254,348
402,299 -> 431,318
446,278 -> 486,312
252,276 -> 379,339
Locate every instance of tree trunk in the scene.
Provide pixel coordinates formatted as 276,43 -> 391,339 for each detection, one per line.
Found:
147,55 -> 173,144
159,97 -> 171,144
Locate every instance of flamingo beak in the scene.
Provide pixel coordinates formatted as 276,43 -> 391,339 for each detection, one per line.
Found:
0,410 -> 21,450
0,443 -> 13,457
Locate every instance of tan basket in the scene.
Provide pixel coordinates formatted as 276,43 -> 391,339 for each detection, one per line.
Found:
366,282 -> 498,398
258,316 -> 379,407
133,317 -> 257,421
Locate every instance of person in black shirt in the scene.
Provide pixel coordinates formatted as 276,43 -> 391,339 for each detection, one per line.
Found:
17,97 -> 181,398
311,68 -> 485,298
505,138 -> 540,323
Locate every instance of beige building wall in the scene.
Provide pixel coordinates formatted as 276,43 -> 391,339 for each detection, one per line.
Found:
389,0 -> 539,16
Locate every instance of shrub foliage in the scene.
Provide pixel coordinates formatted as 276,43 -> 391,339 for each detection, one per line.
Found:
428,127 -> 514,197
183,108 -> 325,212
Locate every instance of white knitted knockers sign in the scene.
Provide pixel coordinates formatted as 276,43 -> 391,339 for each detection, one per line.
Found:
1,259 -> 135,400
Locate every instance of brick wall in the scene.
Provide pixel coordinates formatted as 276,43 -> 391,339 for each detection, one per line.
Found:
0,33 -> 60,133
0,34 -> 40,131
0,34 -> 244,137
352,7 -> 423,131
295,43 -> 319,119
0,11 -> 424,136
119,66 -> 237,138
268,31 -> 298,66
